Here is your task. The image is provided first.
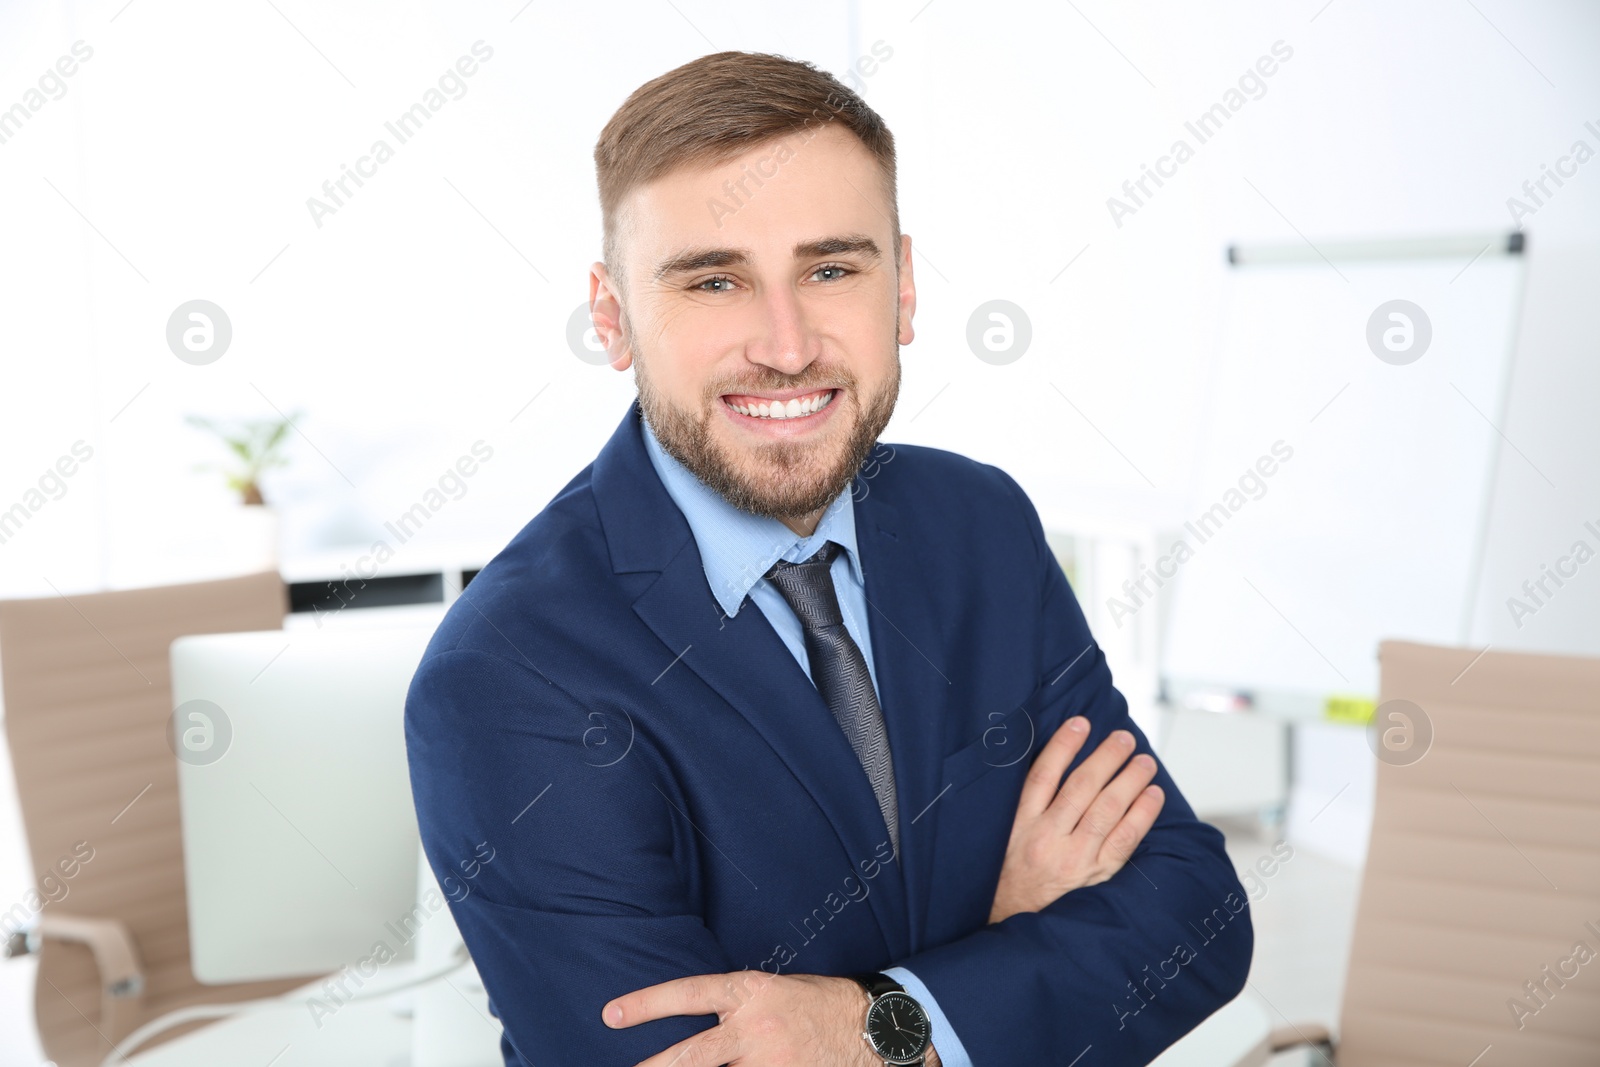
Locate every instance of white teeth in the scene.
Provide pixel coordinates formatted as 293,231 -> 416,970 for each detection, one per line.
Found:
728,389 -> 834,420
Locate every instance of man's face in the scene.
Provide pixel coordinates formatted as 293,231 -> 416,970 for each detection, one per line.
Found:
590,123 -> 916,527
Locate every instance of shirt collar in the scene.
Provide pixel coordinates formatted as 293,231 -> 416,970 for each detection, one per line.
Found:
639,409 -> 865,619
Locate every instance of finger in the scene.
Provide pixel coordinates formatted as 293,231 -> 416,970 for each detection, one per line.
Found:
1019,715 -> 1091,818
629,1022 -> 741,1067
604,971 -> 746,1029
1074,752 -> 1159,844
1046,728 -> 1139,832
1097,784 -> 1165,869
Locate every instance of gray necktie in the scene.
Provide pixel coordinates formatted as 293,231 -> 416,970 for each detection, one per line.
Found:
765,540 -> 899,854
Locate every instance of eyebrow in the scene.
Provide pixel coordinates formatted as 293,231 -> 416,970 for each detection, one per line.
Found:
651,234 -> 882,283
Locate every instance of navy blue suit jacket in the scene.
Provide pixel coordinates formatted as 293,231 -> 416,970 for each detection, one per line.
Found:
404,399 -> 1252,1065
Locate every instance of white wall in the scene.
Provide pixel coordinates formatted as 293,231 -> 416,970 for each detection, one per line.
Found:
2,0 -> 1596,670
1470,244 -> 1600,657
0,0 -> 857,596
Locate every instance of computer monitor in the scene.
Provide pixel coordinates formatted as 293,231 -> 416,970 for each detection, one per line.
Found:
169,623 -> 436,983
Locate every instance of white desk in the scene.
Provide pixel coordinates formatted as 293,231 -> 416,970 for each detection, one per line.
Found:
126,979 -> 417,1066
123,965 -> 505,1066
127,915 -> 503,1067
1151,991 -> 1274,1067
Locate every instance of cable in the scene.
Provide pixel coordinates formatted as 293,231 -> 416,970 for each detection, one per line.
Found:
100,944 -> 472,1067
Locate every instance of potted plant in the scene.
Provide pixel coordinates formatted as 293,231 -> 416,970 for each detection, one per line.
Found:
186,412 -> 299,570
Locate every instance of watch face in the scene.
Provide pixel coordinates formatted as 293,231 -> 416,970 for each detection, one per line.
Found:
865,990 -> 930,1061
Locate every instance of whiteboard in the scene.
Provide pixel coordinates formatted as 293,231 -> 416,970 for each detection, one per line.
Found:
1160,244 -> 1524,699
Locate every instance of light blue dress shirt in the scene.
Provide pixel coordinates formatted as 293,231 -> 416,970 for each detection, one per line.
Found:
640,411 -> 972,1067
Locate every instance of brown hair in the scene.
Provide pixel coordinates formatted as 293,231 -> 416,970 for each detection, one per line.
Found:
593,50 -> 899,291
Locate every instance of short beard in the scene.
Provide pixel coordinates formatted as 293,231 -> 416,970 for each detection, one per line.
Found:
634,333 -> 900,524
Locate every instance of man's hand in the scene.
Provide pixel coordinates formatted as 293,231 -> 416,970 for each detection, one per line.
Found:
602,970 -> 941,1066
988,715 -> 1165,924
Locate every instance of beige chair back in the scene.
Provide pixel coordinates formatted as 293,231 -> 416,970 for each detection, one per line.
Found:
1337,639 -> 1600,1064
1,571 -> 308,1066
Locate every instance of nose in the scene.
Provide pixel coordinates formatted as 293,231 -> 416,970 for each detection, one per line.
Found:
744,282 -> 821,377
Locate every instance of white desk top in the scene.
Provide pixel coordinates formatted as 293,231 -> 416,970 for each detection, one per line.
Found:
1150,991 -> 1273,1067
126,981 -> 415,1067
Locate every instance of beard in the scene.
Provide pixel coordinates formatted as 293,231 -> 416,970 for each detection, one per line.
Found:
633,320 -> 901,523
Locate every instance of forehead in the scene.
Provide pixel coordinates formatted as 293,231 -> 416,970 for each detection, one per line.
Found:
618,124 -> 891,272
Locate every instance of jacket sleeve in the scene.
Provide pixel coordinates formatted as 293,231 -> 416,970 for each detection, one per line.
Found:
882,466 -> 1254,1065
404,644 -> 738,1066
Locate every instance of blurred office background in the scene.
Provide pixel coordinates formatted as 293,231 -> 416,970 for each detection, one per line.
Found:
2,0 -> 1597,1064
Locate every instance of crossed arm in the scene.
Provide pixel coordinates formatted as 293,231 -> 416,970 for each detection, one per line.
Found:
405,474 -> 1250,1064
597,705 -> 1172,1067
408,638 -> 1245,1064
855,470 -> 1253,1062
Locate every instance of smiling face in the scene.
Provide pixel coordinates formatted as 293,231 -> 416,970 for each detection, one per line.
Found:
589,123 -> 916,533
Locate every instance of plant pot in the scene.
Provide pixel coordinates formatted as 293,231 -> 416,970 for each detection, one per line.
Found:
221,503 -> 280,574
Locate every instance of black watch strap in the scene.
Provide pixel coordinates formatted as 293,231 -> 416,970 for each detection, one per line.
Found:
849,971 -> 905,999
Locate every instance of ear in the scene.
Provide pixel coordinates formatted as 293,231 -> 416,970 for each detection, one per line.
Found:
589,262 -> 633,371
896,234 -> 916,346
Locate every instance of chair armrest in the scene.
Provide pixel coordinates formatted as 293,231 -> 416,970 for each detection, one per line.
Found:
1269,1022 -> 1336,1057
34,911 -> 147,1039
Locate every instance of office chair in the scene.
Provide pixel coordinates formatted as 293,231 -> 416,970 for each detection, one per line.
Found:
1271,638 -> 1600,1065
0,571 -> 307,1067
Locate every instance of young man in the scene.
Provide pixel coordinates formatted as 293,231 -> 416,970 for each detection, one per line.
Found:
405,50 -> 1251,1067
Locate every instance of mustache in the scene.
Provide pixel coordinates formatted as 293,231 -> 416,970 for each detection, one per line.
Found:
709,372 -> 855,398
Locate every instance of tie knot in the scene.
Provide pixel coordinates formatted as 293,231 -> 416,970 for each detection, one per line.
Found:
765,540 -> 843,628
776,539 -> 838,572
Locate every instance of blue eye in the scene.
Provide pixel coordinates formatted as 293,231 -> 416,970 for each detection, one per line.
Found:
694,264 -> 857,292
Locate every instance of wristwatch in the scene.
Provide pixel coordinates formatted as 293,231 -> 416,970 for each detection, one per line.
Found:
849,971 -> 931,1066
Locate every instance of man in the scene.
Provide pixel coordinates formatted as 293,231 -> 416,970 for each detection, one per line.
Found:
404,50 -> 1252,1066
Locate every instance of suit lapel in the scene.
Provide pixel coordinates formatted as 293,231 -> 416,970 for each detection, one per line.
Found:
851,487 -> 950,957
